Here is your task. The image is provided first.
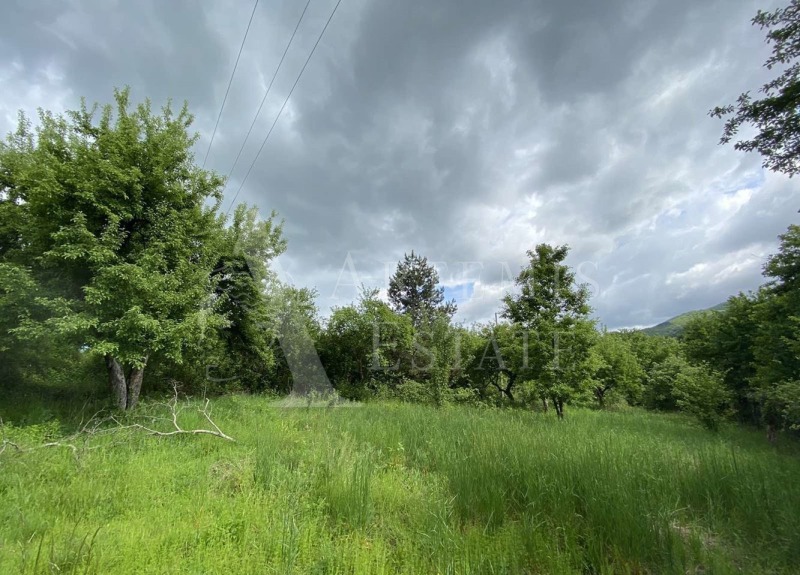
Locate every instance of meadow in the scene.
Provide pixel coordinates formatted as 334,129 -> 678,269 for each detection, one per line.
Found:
1,393 -> 799,574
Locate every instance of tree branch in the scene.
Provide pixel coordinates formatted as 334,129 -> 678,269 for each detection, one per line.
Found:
0,385 -> 235,461
109,383 -> 236,442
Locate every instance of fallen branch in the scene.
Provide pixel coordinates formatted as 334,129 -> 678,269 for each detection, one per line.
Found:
0,414 -> 109,459
110,383 -> 236,442
0,385 -> 235,460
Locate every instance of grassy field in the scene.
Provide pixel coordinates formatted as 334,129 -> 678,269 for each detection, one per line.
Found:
1,394 -> 799,574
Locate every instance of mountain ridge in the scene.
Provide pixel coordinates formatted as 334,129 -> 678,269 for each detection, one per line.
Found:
641,302 -> 728,337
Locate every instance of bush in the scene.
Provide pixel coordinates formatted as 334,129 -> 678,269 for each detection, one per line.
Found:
392,379 -> 433,404
445,386 -> 487,407
673,364 -> 731,431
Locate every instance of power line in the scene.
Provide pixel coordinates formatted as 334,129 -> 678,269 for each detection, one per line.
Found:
225,0 -> 343,215
223,0 -> 312,190
202,0 -> 260,168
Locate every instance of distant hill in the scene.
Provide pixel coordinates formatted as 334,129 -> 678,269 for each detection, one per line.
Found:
642,302 -> 727,337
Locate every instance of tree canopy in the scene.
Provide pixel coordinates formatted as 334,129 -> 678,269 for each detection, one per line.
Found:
388,251 -> 456,328
0,89 -> 285,409
501,244 -> 596,418
712,1 -> 800,175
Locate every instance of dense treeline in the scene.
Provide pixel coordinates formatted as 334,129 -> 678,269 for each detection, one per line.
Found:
0,89 -> 798,442
682,225 -> 800,438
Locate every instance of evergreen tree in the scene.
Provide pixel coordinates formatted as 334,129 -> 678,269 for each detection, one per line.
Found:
388,251 -> 456,327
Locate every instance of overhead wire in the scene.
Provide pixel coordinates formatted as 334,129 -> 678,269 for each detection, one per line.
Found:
222,0 -> 312,191
202,0 -> 260,168
225,0 -> 344,215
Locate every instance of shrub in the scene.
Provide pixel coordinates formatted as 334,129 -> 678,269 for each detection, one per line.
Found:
673,364 -> 731,431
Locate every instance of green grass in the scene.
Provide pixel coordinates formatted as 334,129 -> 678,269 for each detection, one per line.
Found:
1,396 -> 799,574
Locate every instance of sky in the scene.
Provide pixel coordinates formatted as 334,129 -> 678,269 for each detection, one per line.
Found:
1,0 -> 797,329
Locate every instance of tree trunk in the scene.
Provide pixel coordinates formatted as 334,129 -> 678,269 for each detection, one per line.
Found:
541,397 -> 548,412
554,398 -> 564,420
105,354 -> 148,411
499,369 -> 515,403
126,356 -> 148,410
595,387 -> 605,408
106,355 -> 127,411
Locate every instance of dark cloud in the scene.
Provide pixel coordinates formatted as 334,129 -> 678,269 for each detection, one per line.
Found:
1,0 -> 794,329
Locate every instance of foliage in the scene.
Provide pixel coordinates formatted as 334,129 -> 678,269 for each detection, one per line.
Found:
267,284 -> 324,395
761,379 -> 800,431
683,293 -> 760,424
641,354 -> 687,412
711,1 -> 800,176
501,244 -> 596,417
0,89 -> 228,408
680,225 -> 800,435
387,251 -> 456,327
673,364 -> 732,431
320,288 -> 413,399
590,331 -> 645,407
419,314 -> 458,406
750,225 -> 800,433
0,90 -> 288,408
763,224 -> 800,292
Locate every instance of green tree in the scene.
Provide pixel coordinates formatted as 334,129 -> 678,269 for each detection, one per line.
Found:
683,293 -> 759,424
644,354 -> 689,411
448,325 -> 488,395
470,323 -> 529,404
680,226 -> 800,439
388,251 -> 456,328
711,1 -> 800,175
320,288 -> 413,399
673,364 -> 731,431
590,332 -> 645,407
751,225 -> 800,439
616,330 -> 685,410
267,285 -> 325,395
501,244 -> 596,418
0,89 -> 233,409
193,204 -> 286,393
424,315 -> 458,407
763,224 -> 800,293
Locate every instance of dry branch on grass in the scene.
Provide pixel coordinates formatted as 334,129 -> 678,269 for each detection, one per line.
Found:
0,410 -> 109,458
110,385 -> 236,442
0,384 -> 235,459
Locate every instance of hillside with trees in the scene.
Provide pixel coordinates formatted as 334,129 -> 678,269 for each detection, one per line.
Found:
642,303 -> 728,337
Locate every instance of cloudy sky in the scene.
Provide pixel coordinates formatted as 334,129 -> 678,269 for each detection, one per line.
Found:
2,0 -> 797,329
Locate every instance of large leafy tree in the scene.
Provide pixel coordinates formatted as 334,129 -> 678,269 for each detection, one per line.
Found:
0,89 -> 231,409
501,244 -> 596,418
200,204 -> 286,392
320,288 -> 413,399
683,294 -> 760,424
590,332 -> 645,407
388,251 -> 456,328
616,330 -> 685,410
711,1 -> 800,175
751,225 -> 800,436
462,322 -> 550,407
681,225 -> 800,438
673,364 -> 731,431
268,284 -> 326,395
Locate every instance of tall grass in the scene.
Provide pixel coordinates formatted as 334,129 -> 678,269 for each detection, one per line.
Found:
1,397 -> 799,573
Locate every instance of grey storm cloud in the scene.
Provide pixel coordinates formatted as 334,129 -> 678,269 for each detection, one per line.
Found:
1,0 -> 795,329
